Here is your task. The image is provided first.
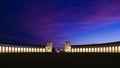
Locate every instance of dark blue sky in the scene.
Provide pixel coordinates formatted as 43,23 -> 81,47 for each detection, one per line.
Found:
0,0 -> 120,48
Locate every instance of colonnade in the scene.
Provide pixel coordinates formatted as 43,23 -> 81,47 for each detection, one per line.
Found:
0,46 -> 46,53
71,46 -> 120,53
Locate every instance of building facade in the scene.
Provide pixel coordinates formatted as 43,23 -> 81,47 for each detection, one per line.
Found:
0,42 -> 52,53
64,42 -> 120,53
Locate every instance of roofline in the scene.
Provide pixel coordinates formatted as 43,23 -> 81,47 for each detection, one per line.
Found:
71,41 -> 120,47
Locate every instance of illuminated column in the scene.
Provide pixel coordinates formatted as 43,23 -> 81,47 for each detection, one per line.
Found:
32,48 -> 35,52
4,46 -> 6,53
91,48 -> 94,53
33,48 -> 35,52
118,46 -> 120,53
83,48 -> 85,53
100,47 -> 102,53
26,48 -> 28,53
112,46 -> 114,53
74,48 -> 77,53
18,47 -> 20,53
37,48 -> 39,52
97,47 -> 100,53
12,47 -> 14,53
71,48 -> 73,53
21,47 -> 23,53
106,47 -> 108,53
115,46 -> 118,53
2,46 -> 5,53
85,48 -> 88,53
109,47 -> 111,53
0,46 -> 1,53
31,48 -> 34,53
5,47 -> 8,53
35,48 -> 37,52
29,48 -> 32,53
23,47 -> 25,53
15,47 -> 17,53
77,48 -> 79,53
94,47 -> 97,53
9,47 -> 12,53
88,48 -> 90,53
27,47 -> 29,52
1,46 -> 3,53
40,48 -> 42,52
43,48 -> 45,52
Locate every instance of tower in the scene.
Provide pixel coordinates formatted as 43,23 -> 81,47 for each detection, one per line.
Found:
46,41 -> 52,52
64,41 -> 71,52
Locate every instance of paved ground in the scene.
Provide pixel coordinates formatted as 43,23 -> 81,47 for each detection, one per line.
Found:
0,53 -> 120,68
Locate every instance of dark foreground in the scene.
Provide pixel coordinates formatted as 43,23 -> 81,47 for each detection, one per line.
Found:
0,53 -> 120,68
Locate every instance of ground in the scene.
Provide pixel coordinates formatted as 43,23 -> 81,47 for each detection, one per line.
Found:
0,53 -> 120,68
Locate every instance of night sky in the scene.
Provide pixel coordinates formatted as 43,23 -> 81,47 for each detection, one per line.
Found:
0,0 -> 120,48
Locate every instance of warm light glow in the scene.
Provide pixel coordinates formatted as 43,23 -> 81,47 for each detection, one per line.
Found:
35,48 -> 37,52
85,48 -> 88,52
9,47 -> 11,53
40,48 -> 42,52
94,47 -> 97,52
26,48 -> 28,52
77,48 -> 79,52
88,48 -> 91,52
109,47 -> 112,53
12,47 -> 14,53
92,48 -> 94,52
74,48 -> 77,52
112,46 -> 114,53
37,48 -> 39,52
80,48 -> 82,53
15,47 -> 17,53
43,48 -> 45,52
106,47 -> 108,53
23,48 -> 25,53
71,48 -> 74,53
5,47 -> 8,53
115,46 -> 117,53
0,46 -> 1,53
2,46 -> 5,53
100,47 -> 102,53
29,48 -> 32,52
32,48 -> 34,52
118,46 -> 120,52
83,48 -> 85,52
18,47 -> 20,52
97,47 -> 100,53
21,47 -> 23,53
